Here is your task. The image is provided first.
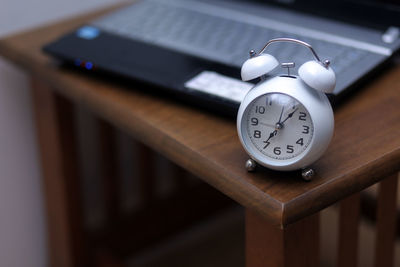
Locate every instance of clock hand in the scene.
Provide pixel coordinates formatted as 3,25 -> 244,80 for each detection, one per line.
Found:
262,129 -> 277,149
264,129 -> 277,143
271,106 -> 286,130
281,108 -> 299,124
260,122 -> 276,128
278,106 -> 284,123
273,106 -> 286,130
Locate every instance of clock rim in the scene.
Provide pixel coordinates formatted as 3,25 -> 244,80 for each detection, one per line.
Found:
237,76 -> 334,171
243,92 -> 315,161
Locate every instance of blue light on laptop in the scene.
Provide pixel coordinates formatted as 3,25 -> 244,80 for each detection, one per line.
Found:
76,26 -> 100,40
85,62 -> 94,70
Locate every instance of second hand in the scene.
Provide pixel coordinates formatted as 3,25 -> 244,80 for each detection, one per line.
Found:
260,122 -> 276,128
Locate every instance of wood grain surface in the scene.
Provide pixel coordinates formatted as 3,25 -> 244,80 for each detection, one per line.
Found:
1,4 -> 399,228
246,210 -> 319,267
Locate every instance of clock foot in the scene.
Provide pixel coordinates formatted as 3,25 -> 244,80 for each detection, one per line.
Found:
245,159 -> 257,172
301,168 -> 314,181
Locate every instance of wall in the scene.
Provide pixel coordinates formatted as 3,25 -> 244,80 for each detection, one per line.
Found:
0,1 -> 123,266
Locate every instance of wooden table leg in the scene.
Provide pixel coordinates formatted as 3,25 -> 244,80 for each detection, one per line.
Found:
31,78 -> 86,267
98,118 -> 120,226
374,173 -> 398,267
338,192 -> 360,267
246,209 -> 319,267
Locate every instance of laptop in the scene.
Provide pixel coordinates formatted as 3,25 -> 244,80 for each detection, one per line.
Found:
43,0 -> 400,115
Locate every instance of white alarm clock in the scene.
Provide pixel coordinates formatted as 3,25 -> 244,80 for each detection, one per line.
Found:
237,38 -> 335,180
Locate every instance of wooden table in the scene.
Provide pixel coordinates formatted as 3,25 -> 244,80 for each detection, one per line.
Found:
1,4 -> 399,267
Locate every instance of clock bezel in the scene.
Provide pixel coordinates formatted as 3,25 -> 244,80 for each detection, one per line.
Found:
244,92 -> 315,161
237,75 -> 334,171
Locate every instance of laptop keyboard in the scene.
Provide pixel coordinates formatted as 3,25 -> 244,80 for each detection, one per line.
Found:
92,0 -> 367,75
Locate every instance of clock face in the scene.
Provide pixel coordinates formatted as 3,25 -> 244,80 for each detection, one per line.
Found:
244,93 -> 314,161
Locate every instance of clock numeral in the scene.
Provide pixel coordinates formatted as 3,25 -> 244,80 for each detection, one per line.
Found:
263,141 -> 270,149
251,117 -> 258,126
253,130 -> 261,138
255,106 -> 266,114
286,145 -> 294,154
296,138 -> 304,146
299,112 -> 307,121
273,147 -> 281,155
302,125 -> 310,134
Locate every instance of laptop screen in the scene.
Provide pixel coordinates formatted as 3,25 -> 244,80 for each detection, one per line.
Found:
255,0 -> 400,30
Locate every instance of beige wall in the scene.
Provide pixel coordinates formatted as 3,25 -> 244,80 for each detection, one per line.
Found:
0,1 -> 123,266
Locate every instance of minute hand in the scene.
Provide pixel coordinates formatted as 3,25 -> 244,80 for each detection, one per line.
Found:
280,108 -> 299,124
